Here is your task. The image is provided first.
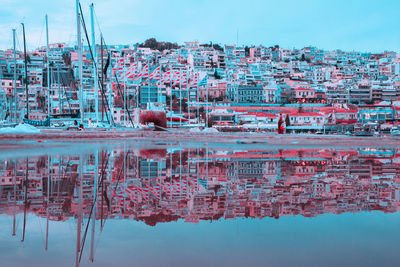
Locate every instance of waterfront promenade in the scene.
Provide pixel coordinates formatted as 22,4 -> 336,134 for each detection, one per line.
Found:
1,130 -> 400,148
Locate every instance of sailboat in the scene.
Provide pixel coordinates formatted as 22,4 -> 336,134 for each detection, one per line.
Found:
19,23 -> 51,127
23,116 -> 51,126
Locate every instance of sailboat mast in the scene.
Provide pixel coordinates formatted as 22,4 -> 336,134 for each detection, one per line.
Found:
90,3 -> 98,124
12,29 -> 17,123
90,150 -> 98,262
46,15 -> 51,117
12,159 -> 16,236
76,0 -> 83,124
147,59 -> 150,109
196,74 -> 199,123
170,69 -> 172,128
206,79 -> 209,128
179,69 -> 182,128
58,65 -> 61,113
45,155 -> 50,251
188,69 -> 190,125
76,155 -> 83,267
101,36 -> 104,122
124,64 -> 127,126
158,63 -> 162,106
21,158 -> 28,242
21,23 -> 29,119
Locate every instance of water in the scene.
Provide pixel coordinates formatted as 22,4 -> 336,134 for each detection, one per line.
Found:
0,143 -> 399,266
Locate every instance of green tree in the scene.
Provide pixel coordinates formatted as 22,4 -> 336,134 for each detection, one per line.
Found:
244,46 -> 250,57
207,116 -> 214,127
285,114 -> 290,126
214,69 -> 221,79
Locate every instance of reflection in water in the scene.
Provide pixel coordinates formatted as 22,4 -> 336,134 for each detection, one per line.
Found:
1,146 -> 400,266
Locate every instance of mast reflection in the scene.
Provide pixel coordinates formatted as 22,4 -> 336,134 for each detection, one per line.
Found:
1,147 -> 400,265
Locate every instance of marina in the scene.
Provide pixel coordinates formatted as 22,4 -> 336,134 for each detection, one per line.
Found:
1,0 -> 400,266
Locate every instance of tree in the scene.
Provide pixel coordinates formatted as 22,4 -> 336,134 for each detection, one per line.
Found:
172,96 -> 179,111
207,115 -> 214,128
215,96 -> 224,102
212,44 -> 224,51
140,111 -> 167,129
244,46 -> 250,57
182,98 -> 188,112
144,38 -> 158,49
285,114 -> 291,126
300,54 -> 306,61
62,52 -> 71,66
200,43 -> 224,52
213,69 -> 221,79
139,38 -> 179,51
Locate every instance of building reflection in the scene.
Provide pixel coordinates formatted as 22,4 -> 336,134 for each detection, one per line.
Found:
1,146 -> 400,265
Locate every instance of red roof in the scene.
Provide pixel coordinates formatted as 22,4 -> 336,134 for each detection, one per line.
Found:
334,109 -> 358,113
280,111 -> 324,117
245,112 -> 277,118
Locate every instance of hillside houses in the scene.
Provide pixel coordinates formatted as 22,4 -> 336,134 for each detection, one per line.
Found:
1,39 -> 400,130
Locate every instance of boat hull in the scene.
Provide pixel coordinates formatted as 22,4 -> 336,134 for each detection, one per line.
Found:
23,117 -> 50,127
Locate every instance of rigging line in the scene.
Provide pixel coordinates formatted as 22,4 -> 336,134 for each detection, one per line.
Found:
107,155 -> 125,210
78,157 -> 110,264
37,18 -> 45,51
113,72 -> 135,127
100,157 -> 124,230
58,70 -> 73,113
99,151 -> 108,231
91,155 -> 109,252
103,43 -> 135,126
16,31 -> 22,54
99,154 -> 112,230
67,71 -> 83,115
93,9 -> 104,42
79,3 -> 113,125
77,33 -> 112,124
60,159 -> 71,187
99,36 -> 135,127
78,152 -> 110,264
92,192 -> 105,256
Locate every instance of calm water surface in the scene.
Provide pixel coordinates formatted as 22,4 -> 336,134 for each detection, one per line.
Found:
0,143 -> 399,266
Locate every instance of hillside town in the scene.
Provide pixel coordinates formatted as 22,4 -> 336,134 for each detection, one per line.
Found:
1,39 -> 400,134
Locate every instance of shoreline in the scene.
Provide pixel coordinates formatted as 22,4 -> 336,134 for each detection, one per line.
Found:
1,130 -> 400,148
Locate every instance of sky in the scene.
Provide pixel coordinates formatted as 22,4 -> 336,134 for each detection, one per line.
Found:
1,0 -> 400,53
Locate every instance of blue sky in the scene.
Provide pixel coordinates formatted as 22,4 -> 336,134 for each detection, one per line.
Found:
1,0 -> 399,52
